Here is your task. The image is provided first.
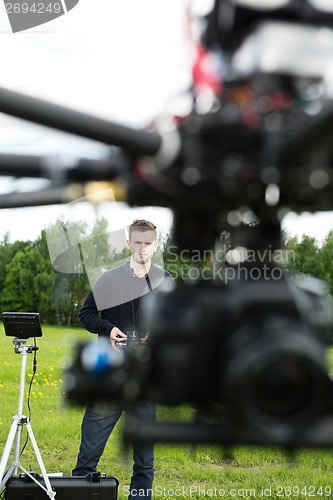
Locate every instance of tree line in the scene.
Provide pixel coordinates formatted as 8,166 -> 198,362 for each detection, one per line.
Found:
1,216 -> 333,327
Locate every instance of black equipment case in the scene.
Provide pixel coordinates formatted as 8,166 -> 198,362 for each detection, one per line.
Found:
4,472 -> 119,500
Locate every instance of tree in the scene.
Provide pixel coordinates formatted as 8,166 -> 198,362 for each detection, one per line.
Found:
0,217 -> 147,324
44,216 -> 121,325
79,216 -> 124,286
45,217 -> 90,326
0,234 -> 30,312
317,231 -> 333,296
284,235 -> 321,277
2,244 -> 40,312
33,231 -> 57,323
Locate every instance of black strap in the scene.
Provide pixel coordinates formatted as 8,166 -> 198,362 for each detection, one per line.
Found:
145,273 -> 153,292
130,273 -> 153,332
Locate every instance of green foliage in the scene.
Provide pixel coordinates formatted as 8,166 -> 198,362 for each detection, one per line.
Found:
0,216 -> 120,326
0,235 -> 28,294
316,231 -> 333,296
162,231 -> 224,283
285,235 -> 320,276
284,231 -> 333,296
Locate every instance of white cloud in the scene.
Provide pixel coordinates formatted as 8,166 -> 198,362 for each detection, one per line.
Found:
0,202 -> 173,243
282,211 -> 333,244
0,0 -> 188,243
0,0 -> 191,123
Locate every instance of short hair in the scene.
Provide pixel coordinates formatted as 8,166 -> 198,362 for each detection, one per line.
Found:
128,219 -> 157,240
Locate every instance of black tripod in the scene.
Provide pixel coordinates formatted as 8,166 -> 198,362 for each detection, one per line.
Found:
0,338 -> 55,498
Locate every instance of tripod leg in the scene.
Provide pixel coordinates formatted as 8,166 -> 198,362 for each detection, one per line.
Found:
13,420 -> 24,476
25,422 -> 55,499
0,417 -> 20,489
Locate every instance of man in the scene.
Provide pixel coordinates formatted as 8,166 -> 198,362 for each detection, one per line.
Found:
72,219 -> 172,500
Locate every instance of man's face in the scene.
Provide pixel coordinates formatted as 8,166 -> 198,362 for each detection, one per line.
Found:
128,229 -> 157,264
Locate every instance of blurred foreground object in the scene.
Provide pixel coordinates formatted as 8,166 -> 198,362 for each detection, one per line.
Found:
1,0 -> 333,450
64,268 -> 333,449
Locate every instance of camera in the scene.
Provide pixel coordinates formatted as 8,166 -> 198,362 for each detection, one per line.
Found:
61,0 -> 333,449
64,260 -> 333,448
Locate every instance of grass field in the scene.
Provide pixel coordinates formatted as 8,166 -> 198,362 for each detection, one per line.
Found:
0,326 -> 333,499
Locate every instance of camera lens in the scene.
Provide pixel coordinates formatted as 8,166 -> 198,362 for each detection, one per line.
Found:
254,358 -> 316,418
223,323 -> 329,440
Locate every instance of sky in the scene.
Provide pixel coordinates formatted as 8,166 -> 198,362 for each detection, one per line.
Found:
0,0 -> 189,242
0,0 -> 332,245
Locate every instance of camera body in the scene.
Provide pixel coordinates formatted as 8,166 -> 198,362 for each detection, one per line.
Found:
65,264 -> 333,446
60,1 -> 333,448
140,266 -> 333,441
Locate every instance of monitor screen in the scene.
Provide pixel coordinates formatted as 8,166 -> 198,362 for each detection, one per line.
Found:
2,312 -> 42,339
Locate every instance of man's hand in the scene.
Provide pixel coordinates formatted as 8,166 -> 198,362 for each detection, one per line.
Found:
110,327 -> 127,351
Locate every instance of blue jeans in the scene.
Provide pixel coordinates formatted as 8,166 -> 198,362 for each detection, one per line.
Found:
72,401 -> 156,500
